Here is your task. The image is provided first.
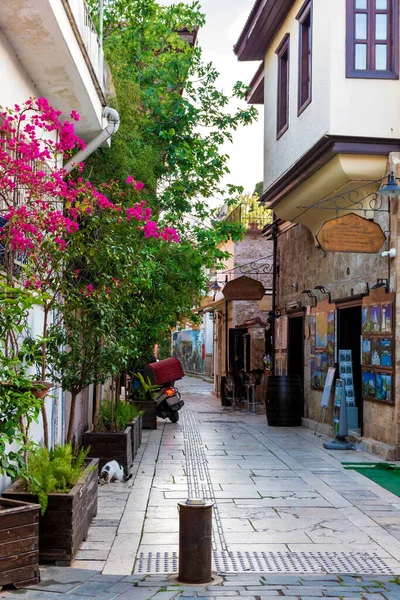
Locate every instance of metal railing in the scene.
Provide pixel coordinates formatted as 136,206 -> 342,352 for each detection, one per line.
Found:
225,203 -> 272,230
67,0 -> 105,93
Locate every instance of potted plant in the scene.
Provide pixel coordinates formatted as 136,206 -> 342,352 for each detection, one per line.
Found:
84,398 -> 140,473
0,497 -> 40,589
2,444 -> 98,566
131,372 -> 160,430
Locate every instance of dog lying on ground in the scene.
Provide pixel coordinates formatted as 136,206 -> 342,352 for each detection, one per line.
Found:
99,460 -> 133,483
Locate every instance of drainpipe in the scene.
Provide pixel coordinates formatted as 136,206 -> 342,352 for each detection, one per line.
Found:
63,107 -> 120,173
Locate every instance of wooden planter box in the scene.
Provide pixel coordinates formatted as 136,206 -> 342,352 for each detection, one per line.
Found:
2,459 -> 98,566
84,426 -> 133,473
129,414 -> 143,458
132,400 -> 157,429
0,498 -> 40,588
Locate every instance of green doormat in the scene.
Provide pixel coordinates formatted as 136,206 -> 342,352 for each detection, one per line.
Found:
343,462 -> 400,497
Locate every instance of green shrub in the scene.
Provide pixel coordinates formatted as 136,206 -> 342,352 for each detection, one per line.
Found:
27,444 -> 90,514
132,372 -> 160,401
97,399 -> 142,433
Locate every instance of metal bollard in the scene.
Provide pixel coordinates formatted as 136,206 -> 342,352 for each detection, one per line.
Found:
178,498 -> 214,584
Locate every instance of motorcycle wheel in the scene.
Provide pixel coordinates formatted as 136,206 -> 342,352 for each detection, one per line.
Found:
169,411 -> 179,423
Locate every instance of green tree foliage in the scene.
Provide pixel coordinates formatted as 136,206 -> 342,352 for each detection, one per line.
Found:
86,0 -> 257,221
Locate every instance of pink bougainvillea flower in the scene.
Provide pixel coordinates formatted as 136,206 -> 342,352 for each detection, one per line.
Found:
126,175 -> 134,184
143,221 -> 159,239
160,227 -> 180,243
70,110 -> 80,121
134,181 -> 145,191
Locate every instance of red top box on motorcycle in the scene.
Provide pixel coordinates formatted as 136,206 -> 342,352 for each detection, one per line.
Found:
144,357 -> 184,385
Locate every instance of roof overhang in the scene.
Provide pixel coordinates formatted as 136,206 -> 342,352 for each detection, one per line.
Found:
247,63 -> 264,104
234,0 -> 296,61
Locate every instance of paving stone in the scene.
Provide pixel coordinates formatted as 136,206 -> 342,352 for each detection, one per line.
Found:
64,581 -> 114,596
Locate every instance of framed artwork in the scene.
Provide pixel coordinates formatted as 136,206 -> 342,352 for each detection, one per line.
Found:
362,370 -> 376,398
362,338 -> 371,365
316,312 -> 328,350
381,339 -> 392,368
381,304 -> 392,333
376,372 -> 392,403
371,338 -> 381,366
362,297 -> 394,404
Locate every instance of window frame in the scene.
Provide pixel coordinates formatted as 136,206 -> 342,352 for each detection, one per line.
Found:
276,33 -> 290,139
346,0 -> 399,79
297,0 -> 313,115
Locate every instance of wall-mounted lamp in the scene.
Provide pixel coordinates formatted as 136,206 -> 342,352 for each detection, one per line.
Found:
314,285 -> 332,303
378,170 -> 400,198
371,278 -> 389,292
301,289 -> 317,307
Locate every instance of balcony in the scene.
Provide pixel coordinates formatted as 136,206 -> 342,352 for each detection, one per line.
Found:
225,201 -> 272,231
0,0 -> 107,141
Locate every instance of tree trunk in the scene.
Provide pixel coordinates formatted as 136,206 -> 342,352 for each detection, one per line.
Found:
93,383 -> 101,432
66,391 -> 78,444
41,404 -> 49,449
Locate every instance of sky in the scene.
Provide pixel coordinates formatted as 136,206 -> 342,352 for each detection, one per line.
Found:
160,0 -> 263,197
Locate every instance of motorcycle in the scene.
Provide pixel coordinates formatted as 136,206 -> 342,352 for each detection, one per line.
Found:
144,357 -> 185,423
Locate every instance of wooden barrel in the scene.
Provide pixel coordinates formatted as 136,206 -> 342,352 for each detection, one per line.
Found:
266,376 -> 302,426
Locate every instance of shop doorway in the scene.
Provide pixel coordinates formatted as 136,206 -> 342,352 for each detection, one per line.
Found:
337,305 -> 363,435
288,314 -> 304,414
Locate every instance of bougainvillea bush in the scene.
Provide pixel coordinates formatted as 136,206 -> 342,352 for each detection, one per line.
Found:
0,98 -> 180,445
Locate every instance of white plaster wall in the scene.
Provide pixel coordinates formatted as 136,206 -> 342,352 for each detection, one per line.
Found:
263,0 -> 331,189
329,1 -> 400,138
0,29 -> 38,107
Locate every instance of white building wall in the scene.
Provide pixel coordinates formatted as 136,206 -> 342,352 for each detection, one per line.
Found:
329,1 -> 400,138
263,0 -> 400,191
0,29 -> 38,107
263,0 -> 331,189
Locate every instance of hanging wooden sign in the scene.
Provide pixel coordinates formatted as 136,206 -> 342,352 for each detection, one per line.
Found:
316,213 -> 386,253
222,276 -> 265,301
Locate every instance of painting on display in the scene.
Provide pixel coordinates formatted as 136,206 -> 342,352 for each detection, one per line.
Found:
371,338 -> 381,366
316,312 -> 328,350
363,305 -> 381,334
172,329 -> 205,375
362,338 -> 371,365
381,304 -> 392,333
376,373 -> 392,402
362,370 -> 376,398
381,339 -> 392,368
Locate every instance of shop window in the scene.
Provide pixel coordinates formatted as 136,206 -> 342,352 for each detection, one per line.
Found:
297,0 -> 312,113
276,34 -> 290,138
346,0 -> 399,79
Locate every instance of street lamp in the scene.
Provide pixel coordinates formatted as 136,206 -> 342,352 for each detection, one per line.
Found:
209,279 -> 221,300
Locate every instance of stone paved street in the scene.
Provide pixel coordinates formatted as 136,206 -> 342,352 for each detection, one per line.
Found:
2,377 -> 400,600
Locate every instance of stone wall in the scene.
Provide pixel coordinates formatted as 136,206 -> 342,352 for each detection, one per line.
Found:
276,219 -> 395,448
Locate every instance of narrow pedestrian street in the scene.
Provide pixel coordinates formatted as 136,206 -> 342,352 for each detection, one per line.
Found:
2,377 -> 400,600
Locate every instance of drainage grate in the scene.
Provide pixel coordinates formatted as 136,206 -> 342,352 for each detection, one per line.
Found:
134,550 -> 396,575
